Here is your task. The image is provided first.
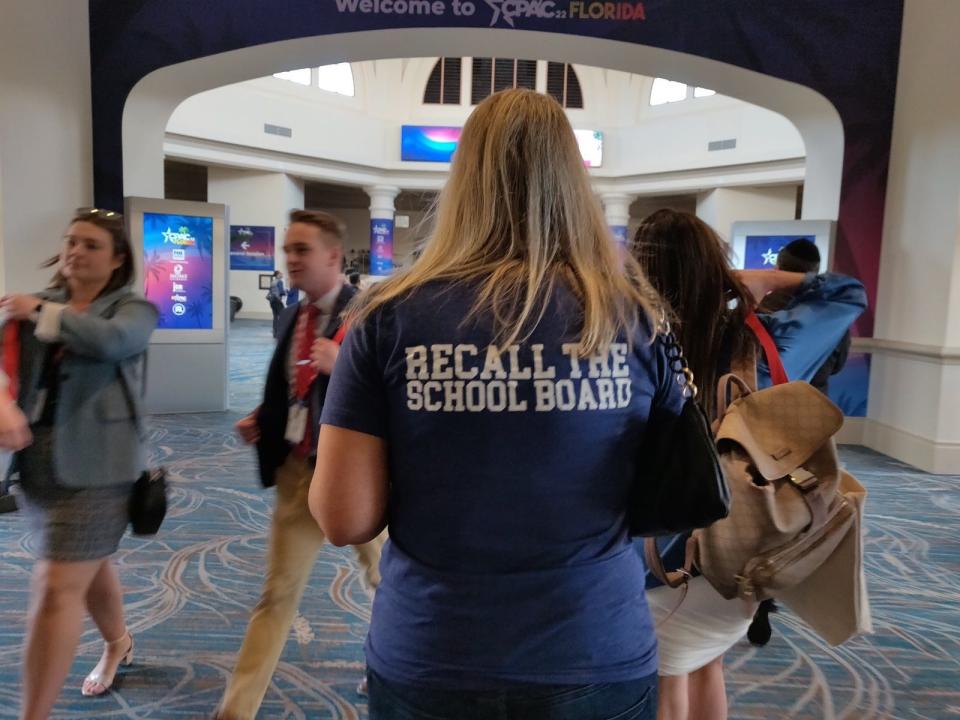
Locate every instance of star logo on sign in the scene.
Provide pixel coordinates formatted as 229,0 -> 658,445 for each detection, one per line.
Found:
484,0 -> 514,27
761,248 -> 779,266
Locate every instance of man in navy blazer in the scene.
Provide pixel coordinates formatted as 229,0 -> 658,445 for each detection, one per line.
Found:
217,210 -> 385,720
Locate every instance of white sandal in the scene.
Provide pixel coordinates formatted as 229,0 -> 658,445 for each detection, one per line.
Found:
81,631 -> 134,697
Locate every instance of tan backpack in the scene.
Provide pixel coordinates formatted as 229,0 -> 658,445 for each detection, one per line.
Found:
646,316 -> 872,646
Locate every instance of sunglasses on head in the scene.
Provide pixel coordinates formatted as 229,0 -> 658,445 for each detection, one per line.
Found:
75,207 -> 123,220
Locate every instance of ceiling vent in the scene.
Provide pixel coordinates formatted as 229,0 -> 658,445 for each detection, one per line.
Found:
708,138 -> 737,151
264,123 -> 292,138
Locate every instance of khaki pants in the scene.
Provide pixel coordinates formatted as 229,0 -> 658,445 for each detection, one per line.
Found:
218,455 -> 386,720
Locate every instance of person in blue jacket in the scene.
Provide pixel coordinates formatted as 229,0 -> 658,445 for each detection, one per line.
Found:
285,277 -> 300,308
308,89 -> 686,720
266,270 -> 286,337
631,209 -> 866,720
758,238 -> 851,397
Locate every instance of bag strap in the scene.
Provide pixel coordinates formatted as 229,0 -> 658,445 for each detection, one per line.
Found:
729,341 -> 759,393
641,311 -> 700,610
644,537 -> 695,589
2,320 -> 21,400
745,312 -> 789,386
715,373 -> 754,422
654,310 -> 698,402
643,535 -> 700,627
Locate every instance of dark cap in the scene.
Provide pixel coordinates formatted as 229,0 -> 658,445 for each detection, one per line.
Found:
776,238 -> 820,273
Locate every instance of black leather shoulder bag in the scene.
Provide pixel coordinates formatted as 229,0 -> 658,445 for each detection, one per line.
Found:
630,317 -> 730,537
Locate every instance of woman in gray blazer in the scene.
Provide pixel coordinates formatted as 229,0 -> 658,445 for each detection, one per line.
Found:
0,208 -> 158,719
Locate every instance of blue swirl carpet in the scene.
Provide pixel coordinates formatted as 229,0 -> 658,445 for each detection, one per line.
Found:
0,320 -> 956,719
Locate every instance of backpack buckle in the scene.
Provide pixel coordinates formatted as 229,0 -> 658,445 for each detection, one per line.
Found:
790,467 -> 818,490
735,574 -> 755,599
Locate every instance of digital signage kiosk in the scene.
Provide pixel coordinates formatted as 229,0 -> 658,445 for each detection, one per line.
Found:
126,197 -> 229,413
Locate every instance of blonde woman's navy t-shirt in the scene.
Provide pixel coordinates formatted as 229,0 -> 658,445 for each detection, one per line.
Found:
320,280 -> 685,689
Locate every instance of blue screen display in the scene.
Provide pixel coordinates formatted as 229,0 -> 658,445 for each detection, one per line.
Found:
743,235 -> 815,270
143,212 -> 214,330
400,126 -> 462,162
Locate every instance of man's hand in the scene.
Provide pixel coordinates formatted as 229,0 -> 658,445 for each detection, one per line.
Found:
310,338 -> 340,375
235,410 -> 261,445
0,399 -> 31,451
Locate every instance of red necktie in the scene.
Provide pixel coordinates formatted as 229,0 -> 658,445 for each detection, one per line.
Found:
293,304 -> 319,458
295,303 -> 320,400
291,304 -> 350,459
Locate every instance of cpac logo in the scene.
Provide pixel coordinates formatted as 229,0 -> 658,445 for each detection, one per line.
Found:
162,227 -> 197,247
484,0 -> 558,26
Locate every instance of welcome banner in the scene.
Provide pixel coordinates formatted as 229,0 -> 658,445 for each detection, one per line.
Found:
89,0 -> 904,337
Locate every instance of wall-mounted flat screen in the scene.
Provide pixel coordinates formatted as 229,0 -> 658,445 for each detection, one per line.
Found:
401,126 -> 461,162
230,225 -> 275,271
142,212 -> 214,330
730,220 -> 834,273
401,125 -> 603,167
742,234 -> 816,270
574,129 -> 603,168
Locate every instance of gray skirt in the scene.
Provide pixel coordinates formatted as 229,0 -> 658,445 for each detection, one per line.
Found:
15,427 -> 132,562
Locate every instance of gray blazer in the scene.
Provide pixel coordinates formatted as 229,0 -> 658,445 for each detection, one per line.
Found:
12,286 -> 158,488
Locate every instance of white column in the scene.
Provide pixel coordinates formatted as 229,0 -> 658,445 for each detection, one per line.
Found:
601,192 -> 634,247
535,59 -> 548,94
461,57 -> 473,106
862,0 -> 960,474
365,185 -> 401,276
208,168 -> 304,319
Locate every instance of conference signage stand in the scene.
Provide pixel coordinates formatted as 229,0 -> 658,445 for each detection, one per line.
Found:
126,196 -> 230,413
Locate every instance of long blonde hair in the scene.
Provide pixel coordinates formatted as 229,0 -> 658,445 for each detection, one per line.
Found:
350,88 -> 658,355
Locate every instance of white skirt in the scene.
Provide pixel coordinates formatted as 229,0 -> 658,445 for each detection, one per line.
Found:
647,575 -> 757,677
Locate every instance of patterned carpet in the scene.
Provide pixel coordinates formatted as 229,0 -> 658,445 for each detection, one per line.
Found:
0,319 -> 956,719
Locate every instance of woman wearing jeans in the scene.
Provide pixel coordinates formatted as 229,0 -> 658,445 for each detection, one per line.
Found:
308,89 -> 686,720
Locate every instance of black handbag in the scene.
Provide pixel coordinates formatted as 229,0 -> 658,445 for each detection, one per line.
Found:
130,467 -> 168,536
116,356 -> 168,537
630,317 -> 730,537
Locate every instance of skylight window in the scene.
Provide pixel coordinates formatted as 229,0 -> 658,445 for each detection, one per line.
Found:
272,68 -> 311,86
650,79 -> 718,105
317,63 -> 354,96
271,65 -> 354,96
650,78 -> 687,105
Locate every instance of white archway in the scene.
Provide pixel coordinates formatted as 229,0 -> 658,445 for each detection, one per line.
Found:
123,28 -> 843,219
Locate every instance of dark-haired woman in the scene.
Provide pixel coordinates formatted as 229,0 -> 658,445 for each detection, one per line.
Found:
0,209 -> 157,719
631,209 -> 866,720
